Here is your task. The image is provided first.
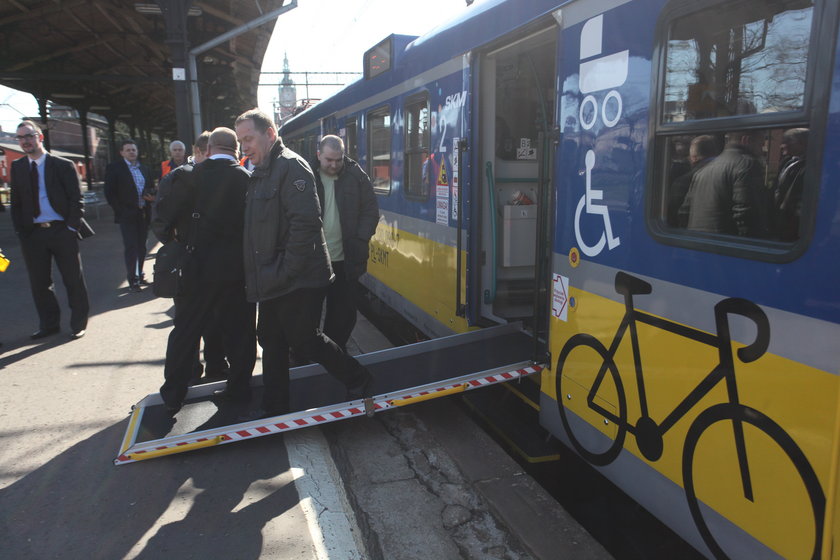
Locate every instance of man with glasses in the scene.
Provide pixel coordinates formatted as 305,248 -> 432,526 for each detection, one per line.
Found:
10,120 -> 89,340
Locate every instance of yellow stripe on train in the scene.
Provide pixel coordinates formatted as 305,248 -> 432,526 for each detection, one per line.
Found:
368,221 -> 471,333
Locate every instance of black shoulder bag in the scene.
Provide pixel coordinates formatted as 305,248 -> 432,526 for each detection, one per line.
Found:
152,210 -> 200,298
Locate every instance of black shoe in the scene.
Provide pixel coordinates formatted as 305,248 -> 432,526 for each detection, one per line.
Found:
164,402 -> 182,416
128,282 -> 142,292
213,387 -> 252,403
346,370 -> 374,400
138,278 -> 151,286
237,407 -> 288,422
70,329 -> 86,340
31,327 -> 60,340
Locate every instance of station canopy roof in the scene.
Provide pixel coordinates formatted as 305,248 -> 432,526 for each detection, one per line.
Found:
0,0 -> 286,138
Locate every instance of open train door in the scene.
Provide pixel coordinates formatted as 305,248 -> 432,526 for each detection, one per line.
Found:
470,23 -> 558,363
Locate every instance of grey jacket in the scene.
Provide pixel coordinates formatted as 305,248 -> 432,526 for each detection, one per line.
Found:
243,140 -> 333,302
684,144 -> 769,237
311,155 -> 379,280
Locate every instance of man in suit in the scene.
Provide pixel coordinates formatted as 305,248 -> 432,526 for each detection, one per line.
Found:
104,139 -> 155,291
10,120 -> 89,339
155,127 -> 256,413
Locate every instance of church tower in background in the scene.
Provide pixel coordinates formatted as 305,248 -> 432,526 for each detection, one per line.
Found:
276,53 -> 298,126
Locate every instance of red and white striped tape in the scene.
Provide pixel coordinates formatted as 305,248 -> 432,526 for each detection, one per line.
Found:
115,363 -> 543,464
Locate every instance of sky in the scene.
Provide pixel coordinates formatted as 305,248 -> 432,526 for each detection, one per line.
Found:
0,0 -> 475,133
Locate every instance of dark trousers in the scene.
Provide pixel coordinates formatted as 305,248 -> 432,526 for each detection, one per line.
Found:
118,213 -> 149,284
323,261 -> 360,351
160,280 -> 256,407
19,224 -> 89,332
202,311 -> 229,373
172,295 -> 228,382
258,287 -> 367,414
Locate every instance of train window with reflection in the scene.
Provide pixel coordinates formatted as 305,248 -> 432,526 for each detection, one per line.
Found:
345,117 -> 358,161
404,92 -> 431,199
367,106 -> 392,195
651,0 -> 816,259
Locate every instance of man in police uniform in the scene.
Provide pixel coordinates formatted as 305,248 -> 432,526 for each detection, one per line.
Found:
235,108 -> 373,417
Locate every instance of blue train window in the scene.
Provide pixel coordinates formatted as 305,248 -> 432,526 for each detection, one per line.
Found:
367,106 -> 392,195
651,0 -> 817,260
404,92 -> 431,199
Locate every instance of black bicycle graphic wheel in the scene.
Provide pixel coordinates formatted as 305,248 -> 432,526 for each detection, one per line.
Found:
683,403 -> 825,560
557,333 -> 628,466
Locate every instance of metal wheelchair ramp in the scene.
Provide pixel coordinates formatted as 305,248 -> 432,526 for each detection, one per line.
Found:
115,322 -> 544,465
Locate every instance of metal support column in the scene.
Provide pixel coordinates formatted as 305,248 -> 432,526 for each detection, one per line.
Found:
157,0 -> 194,146
106,114 -> 117,161
77,108 -> 93,191
37,95 -> 50,151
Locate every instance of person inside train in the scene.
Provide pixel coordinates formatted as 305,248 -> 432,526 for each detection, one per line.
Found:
679,130 -> 770,238
670,135 -> 719,228
774,127 -> 808,242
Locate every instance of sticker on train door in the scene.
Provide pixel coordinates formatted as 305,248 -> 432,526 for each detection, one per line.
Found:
436,158 -> 449,225
451,138 -> 459,221
552,274 -> 569,321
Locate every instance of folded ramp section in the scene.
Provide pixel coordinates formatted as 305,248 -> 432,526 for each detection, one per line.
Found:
115,322 -> 543,465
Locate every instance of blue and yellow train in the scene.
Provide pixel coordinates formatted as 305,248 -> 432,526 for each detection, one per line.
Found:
280,0 -> 840,557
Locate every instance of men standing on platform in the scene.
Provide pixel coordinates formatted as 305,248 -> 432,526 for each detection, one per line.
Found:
156,127 -> 256,413
104,139 -> 155,292
10,120 -> 89,340
159,140 -> 187,180
311,135 -> 379,351
235,108 -> 373,417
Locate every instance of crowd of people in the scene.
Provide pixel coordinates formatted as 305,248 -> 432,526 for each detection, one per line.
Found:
8,109 -> 380,418
667,128 -> 808,242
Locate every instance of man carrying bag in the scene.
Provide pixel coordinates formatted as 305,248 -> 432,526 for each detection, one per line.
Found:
153,127 -> 256,414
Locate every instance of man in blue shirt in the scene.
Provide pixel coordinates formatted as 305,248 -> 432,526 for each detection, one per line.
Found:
9,120 -> 89,339
104,139 -> 155,291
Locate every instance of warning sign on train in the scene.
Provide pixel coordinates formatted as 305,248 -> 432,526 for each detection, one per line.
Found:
436,158 -> 449,225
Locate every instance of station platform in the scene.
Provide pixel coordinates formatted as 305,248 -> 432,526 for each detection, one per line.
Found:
285,313 -> 613,560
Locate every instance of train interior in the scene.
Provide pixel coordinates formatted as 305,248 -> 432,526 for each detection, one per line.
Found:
477,28 -> 556,331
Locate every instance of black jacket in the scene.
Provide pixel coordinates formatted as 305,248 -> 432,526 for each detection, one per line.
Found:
243,140 -> 332,302
310,155 -> 379,279
151,162 -> 194,243
10,153 -> 84,235
104,159 -> 154,224
155,157 -> 250,284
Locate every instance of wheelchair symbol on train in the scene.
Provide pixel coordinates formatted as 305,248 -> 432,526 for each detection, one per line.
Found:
574,14 -> 629,256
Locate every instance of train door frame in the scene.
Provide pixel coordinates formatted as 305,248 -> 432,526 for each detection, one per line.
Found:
472,24 -> 557,360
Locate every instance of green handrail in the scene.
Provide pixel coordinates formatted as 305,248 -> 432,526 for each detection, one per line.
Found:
484,161 -> 498,303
